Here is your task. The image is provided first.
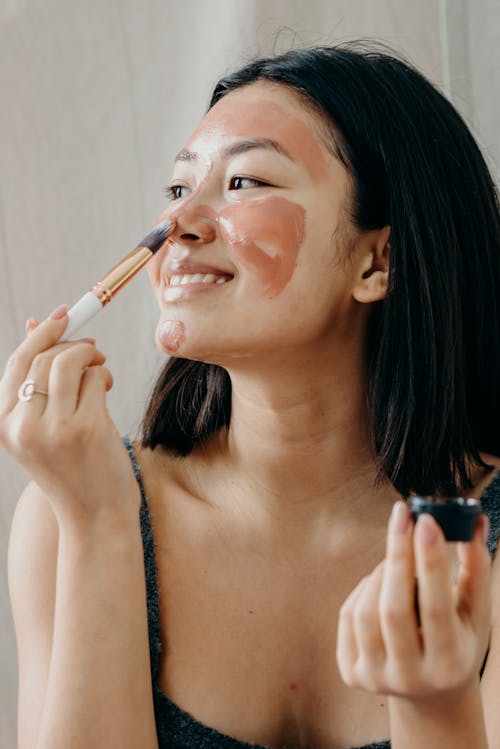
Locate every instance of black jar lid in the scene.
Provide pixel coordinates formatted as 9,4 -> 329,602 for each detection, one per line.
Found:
408,496 -> 482,542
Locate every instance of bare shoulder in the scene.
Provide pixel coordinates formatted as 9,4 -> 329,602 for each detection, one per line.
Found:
8,480 -> 58,749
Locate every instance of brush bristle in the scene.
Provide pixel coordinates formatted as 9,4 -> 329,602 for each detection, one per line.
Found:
139,218 -> 174,252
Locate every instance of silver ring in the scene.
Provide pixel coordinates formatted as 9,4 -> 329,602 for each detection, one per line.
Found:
18,379 -> 49,402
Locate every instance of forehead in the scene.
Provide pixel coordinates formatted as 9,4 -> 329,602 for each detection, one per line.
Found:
185,82 -> 329,180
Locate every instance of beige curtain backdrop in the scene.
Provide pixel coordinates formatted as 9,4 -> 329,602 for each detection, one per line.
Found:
0,0 -> 498,745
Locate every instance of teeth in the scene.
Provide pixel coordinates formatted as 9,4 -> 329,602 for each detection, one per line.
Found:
169,273 -> 230,286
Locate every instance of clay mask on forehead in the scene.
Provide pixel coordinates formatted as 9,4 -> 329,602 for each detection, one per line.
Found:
186,95 -> 329,182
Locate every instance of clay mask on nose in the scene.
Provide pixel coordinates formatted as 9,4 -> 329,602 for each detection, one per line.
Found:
160,155 -> 215,271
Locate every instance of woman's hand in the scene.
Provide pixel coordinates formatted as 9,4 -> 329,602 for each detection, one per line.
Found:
0,305 -> 141,526
336,501 -> 492,703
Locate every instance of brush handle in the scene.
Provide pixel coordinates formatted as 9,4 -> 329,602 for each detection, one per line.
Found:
57,291 -> 103,342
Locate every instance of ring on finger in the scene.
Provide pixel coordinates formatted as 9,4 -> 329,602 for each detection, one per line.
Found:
18,379 -> 49,402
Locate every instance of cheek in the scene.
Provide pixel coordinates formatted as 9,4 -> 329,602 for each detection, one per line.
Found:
218,196 -> 306,297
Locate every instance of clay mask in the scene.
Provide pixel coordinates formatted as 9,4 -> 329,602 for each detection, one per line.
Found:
185,97 -> 328,183
218,196 -> 305,297
158,319 -> 185,352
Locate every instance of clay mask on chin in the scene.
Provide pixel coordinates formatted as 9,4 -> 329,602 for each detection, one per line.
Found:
158,319 -> 185,352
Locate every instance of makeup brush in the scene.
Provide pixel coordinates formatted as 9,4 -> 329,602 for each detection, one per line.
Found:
57,218 -> 175,342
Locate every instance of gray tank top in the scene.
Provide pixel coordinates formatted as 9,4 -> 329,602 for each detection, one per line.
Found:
123,435 -> 500,749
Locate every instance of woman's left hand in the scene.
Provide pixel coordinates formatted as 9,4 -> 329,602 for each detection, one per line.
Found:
336,501 -> 492,702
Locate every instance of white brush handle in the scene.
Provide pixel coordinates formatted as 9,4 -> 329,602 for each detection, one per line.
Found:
57,291 -> 103,342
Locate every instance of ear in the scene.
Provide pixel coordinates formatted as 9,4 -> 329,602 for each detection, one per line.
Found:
352,225 -> 391,304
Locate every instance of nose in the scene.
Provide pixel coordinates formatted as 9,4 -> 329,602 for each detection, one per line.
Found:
170,205 -> 217,245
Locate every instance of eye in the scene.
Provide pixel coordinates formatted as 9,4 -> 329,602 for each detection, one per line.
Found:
164,184 -> 190,201
229,176 -> 269,190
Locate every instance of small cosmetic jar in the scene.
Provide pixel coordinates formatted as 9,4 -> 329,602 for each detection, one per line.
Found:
408,496 -> 482,541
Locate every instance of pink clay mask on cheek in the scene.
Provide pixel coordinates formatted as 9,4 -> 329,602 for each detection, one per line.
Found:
218,196 -> 306,297
163,197 -> 306,298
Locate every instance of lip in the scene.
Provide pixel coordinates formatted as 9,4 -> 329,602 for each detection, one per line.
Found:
163,278 -> 232,304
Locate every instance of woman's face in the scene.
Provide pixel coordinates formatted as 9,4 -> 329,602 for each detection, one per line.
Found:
148,81 -> 360,361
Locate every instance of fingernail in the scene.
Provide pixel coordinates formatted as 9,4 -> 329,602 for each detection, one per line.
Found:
416,513 -> 439,546
25,317 -> 37,334
390,501 -> 410,535
48,304 -> 68,320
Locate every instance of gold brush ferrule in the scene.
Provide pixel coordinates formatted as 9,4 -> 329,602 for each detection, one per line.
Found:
91,246 -> 153,306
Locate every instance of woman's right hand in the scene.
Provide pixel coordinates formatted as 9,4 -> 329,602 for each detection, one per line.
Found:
0,305 -> 142,527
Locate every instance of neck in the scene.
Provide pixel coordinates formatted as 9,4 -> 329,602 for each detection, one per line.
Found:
198,337 -> 400,532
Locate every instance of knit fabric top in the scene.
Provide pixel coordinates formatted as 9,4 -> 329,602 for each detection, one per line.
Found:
122,435 -> 500,749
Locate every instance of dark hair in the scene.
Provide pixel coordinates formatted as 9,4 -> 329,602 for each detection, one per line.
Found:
141,43 -> 500,497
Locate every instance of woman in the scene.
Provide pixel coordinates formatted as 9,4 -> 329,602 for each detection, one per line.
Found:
2,44 -> 500,749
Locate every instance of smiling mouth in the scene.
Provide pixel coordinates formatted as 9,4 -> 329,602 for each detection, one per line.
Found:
163,270 -> 234,303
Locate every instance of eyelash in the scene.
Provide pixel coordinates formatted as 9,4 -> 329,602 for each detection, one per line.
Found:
164,176 -> 270,201
229,176 -> 269,190
164,185 -> 186,201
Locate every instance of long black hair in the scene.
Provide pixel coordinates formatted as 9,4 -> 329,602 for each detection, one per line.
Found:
140,43 -> 500,497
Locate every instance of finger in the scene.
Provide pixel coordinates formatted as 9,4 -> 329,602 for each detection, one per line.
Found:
337,574 -> 373,684
0,305 -> 69,413
11,339 -> 101,422
47,343 -> 107,418
455,515 -> 492,627
414,513 -> 458,657
77,365 -> 113,413
380,502 -> 421,663
352,562 -> 386,679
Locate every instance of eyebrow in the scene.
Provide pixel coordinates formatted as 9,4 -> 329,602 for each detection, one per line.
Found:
174,138 -> 295,164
